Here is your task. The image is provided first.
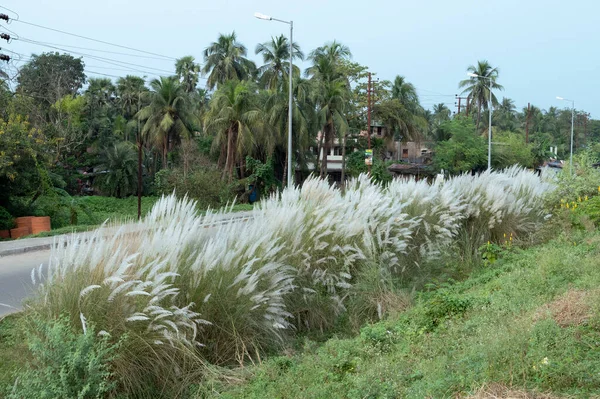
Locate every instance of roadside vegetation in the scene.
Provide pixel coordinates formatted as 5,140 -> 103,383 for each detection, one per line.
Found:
0,165 -> 578,398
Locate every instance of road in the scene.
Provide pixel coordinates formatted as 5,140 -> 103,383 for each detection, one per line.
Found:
0,250 -> 50,317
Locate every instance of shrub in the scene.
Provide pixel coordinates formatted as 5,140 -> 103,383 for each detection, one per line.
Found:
8,316 -> 118,399
544,151 -> 600,207
0,205 -> 14,230
155,167 -> 237,209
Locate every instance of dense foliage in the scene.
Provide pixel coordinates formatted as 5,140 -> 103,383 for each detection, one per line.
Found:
2,34 -> 594,228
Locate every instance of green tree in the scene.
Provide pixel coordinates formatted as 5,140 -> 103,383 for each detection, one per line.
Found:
204,80 -> 263,181
391,75 -> 421,115
175,56 -> 201,93
17,52 -> 86,107
96,141 -> 138,198
137,76 -> 195,168
116,75 -> 147,120
202,32 -> 256,90
255,35 -> 304,91
307,41 -> 352,178
494,97 -> 517,131
458,60 -> 503,131
264,76 -> 311,185
84,78 -> 116,142
50,95 -> 86,161
492,131 -> 534,168
433,118 -> 487,174
0,114 -> 50,210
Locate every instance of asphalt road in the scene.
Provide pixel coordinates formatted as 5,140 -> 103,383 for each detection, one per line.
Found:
0,250 -> 50,317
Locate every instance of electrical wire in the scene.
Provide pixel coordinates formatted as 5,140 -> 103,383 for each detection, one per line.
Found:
0,6 -> 18,20
18,37 -> 176,74
15,39 -> 176,60
14,19 -> 175,60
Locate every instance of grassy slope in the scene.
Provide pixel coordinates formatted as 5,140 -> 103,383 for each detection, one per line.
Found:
206,231 -> 600,399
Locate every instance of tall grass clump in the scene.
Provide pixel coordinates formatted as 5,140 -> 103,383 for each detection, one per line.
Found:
445,166 -> 553,260
23,167 -> 552,395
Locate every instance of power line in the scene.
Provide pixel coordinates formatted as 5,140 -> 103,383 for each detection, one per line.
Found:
14,19 -> 176,60
0,6 -> 19,20
14,39 -> 175,61
17,37 -> 175,74
86,70 -> 124,79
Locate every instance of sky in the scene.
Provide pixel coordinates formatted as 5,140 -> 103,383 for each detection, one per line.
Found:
3,0 -> 599,117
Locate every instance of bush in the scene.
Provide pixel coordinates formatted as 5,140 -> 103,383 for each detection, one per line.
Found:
155,167 -> 238,209
8,316 -> 118,399
545,151 -> 600,207
0,205 -> 14,230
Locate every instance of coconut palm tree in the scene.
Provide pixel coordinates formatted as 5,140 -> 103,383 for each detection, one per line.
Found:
391,75 -> 421,114
306,42 -> 352,178
264,75 -> 311,185
175,56 -> 201,93
459,60 -> 504,131
96,141 -> 138,198
202,32 -> 256,90
84,78 -> 116,142
433,103 -> 451,122
116,75 -> 148,219
204,80 -> 263,181
116,75 -> 147,120
494,97 -> 517,131
136,76 -> 195,168
255,35 -> 304,91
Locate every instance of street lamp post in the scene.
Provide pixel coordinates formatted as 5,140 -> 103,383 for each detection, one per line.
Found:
556,96 -> 575,175
255,12 -> 294,188
468,73 -> 494,170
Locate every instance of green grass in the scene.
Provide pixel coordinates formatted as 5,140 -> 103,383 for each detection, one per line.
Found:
0,313 -> 27,393
200,230 -> 600,399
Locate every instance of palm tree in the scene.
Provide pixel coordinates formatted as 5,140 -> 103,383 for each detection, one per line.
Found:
374,98 -> 425,144
202,32 -> 256,90
136,76 -> 195,168
433,103 -> 451,122
264,76 -> 310,185
96,141 -> 138,198
255,35 -> 304,91
495,97 -> 517,131
84,78 -> 116,141
116,75 -> 147,119
458,60 -> 504,130
116,75 -> 148,219
175,56 -> 201,93
391,75 -> 421,114
306,42 -> 352,178
204,80 -> 263,181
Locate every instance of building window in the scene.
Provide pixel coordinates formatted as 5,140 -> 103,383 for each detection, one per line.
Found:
402,149 -> 409,158
333,147 -> 342,156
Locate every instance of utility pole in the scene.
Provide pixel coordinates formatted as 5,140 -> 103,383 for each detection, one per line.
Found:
455,95 -> 469,115
137,93 -> 142,220
525,103 -> 530,144
466,94 -> 471,116
367,72 -> 372,175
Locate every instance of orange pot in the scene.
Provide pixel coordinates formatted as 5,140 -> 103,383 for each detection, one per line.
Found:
10,226 -> 31,239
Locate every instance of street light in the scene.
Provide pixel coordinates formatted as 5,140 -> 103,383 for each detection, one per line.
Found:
468,73 -> 493,170
556,96 -> 575,175
255,11 -> 294,188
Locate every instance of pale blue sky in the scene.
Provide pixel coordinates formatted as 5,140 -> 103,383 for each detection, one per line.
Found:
4,0 -> 599,117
